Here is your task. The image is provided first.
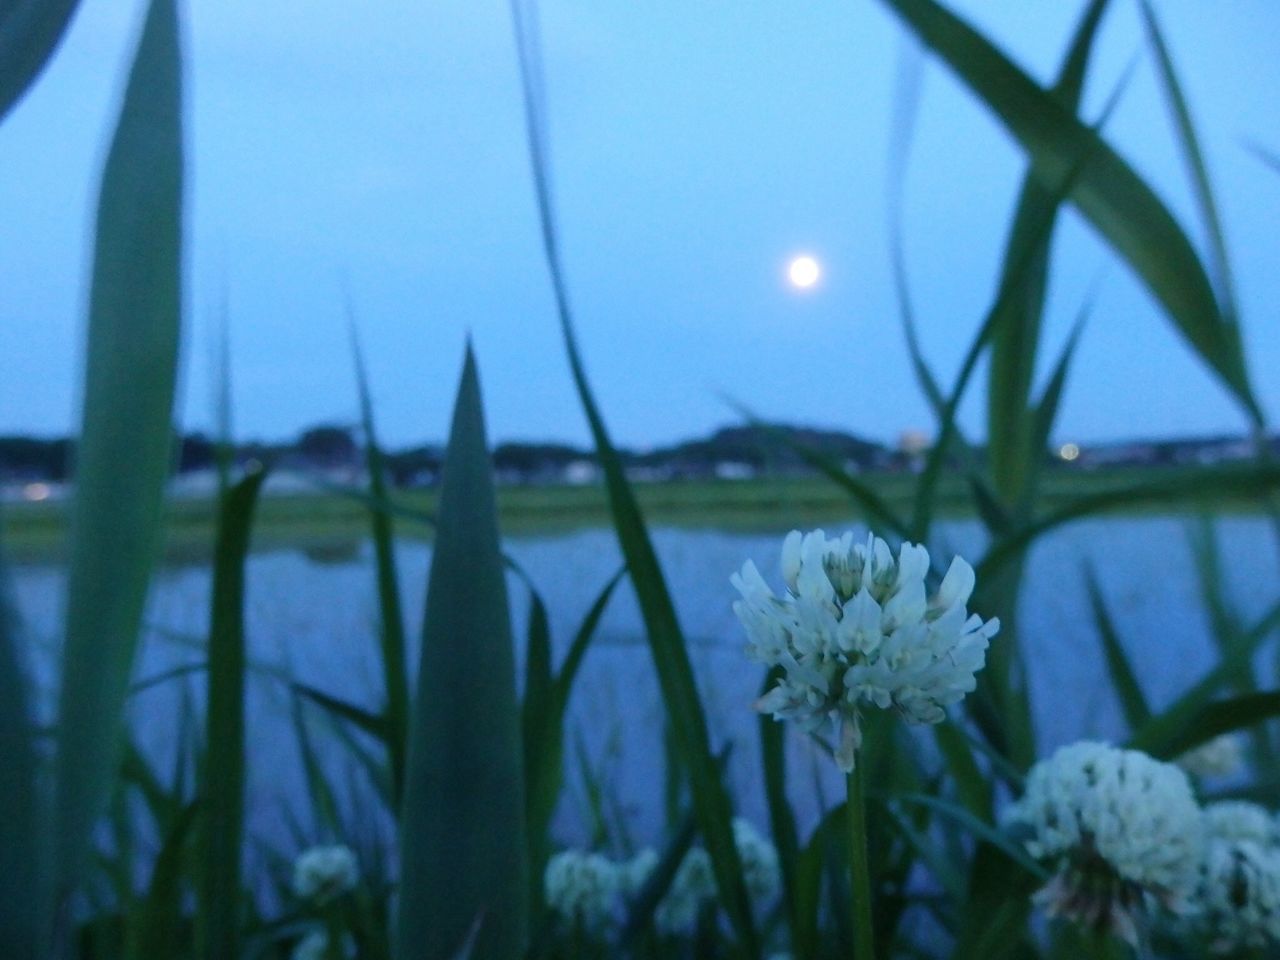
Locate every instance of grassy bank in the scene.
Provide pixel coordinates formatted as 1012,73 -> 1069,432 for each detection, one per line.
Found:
2,464 -> 1258,564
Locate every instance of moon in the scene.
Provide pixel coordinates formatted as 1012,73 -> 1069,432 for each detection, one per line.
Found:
787,254 -> 821,290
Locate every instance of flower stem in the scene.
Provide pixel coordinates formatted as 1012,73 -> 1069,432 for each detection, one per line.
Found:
846,762 -> 875,960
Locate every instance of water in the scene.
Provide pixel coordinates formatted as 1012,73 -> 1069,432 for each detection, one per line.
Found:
8,514 -> 1279,869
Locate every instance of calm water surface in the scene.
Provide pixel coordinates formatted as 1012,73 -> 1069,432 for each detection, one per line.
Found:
9,515 -> 1279,865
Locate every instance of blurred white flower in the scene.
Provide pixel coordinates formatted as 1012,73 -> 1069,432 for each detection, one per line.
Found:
1177,733 -> 1245,779
1204,801 -> 1279,848
1191,836 -> 1280,953
733,818 -> 780,904
292,929 -> 355,960
544,850 -> 620,930
292,845 -> 358,905
618,848 -> 659,900
732,529 -> 997,772
1004,741 -> 1203,945
654,848 -> 716,935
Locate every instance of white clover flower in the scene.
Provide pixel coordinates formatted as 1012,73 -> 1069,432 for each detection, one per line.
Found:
618,848 -> 659,900
292,845 -> 359,905
1177,733 -> 1245,779
543,850 -> 620,930
654,848 -> 716,936
1203,801 -> 1279,848
292,929 -> 356,960
1190,837 -> 1280,953
732,529 -> 997,772
733,818 -> 780,904
1003,741 -> 1204,945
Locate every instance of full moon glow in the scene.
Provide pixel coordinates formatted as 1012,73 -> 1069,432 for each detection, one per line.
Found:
787,255 -> 821,289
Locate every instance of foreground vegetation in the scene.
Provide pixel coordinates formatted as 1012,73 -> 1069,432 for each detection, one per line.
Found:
3,1 -> 1280,959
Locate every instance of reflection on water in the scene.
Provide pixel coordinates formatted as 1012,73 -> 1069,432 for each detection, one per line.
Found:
8,515 -> 1279,862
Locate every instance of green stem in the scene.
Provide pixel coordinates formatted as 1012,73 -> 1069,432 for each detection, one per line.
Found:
847,762 -> 875,960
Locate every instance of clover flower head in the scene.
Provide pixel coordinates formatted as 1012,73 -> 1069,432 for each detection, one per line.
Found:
543,850 -> 620,930
732,529 -> 997,771
618,848 -> 659,900
1191,837 -> 1280,953
733,818 -> 780,903
292,845 -> 358,905
292,929 -> 356,960
1204,801 -> 1279,848
1003,741 -> 1203,945
654,848 -> 716,935
1177,733 -> 1245,779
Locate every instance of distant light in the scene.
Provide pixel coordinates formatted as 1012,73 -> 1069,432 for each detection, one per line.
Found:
787,255 -> 821,290
1059,443 -> 1080,462
23,482 -> 51,501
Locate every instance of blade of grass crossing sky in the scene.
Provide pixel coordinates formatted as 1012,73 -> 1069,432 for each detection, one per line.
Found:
350,319 -> 409,803
908,54 -> 1131,545
54,0 -> 183,904
1138,0 -> 1237,320
197,467 -> 266,960
396,348 -> 527,960
509,1 -> 758,952
0,540 -> 43,960
0,0 -> 81,122
986,0 -> 1110,508
875,0 -> 1260,424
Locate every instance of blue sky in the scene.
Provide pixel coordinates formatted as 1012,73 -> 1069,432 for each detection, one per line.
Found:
1,0 -> 1278,449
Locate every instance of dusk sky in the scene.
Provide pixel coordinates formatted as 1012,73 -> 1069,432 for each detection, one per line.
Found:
1,1 -> 1278,450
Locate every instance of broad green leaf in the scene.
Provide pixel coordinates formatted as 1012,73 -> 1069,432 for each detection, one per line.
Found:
396,347 -> 527,960
350,319 -> 409,803
987,0 -> 1110,506
1083,565 -> 1151,732
0,0 -> 81,123
54,0 -> 183,900
0,539 -> 43,960
876,0 -> 1260,424
510,2 -> 757,950
198,468 -> 266,960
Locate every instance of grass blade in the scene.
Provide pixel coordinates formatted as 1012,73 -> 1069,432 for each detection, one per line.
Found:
128,799 -> 199,960
1138,0 -> 1236,319
53,0 -> 183,902
1138,692 -> 1280,762
1083,564 -> 1152,732
0,0 -> 81,122
350,318 -> 410,803
510,1 -> 757,950
197,467 -> 266,960
979,463 -> 1280,579
396,347 -> 527,960
986,0 -> 1110,506
759,668 -> 803,956
0,538 -> 43,960
876,0 -> 1259,424
293,681 -> 391,743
